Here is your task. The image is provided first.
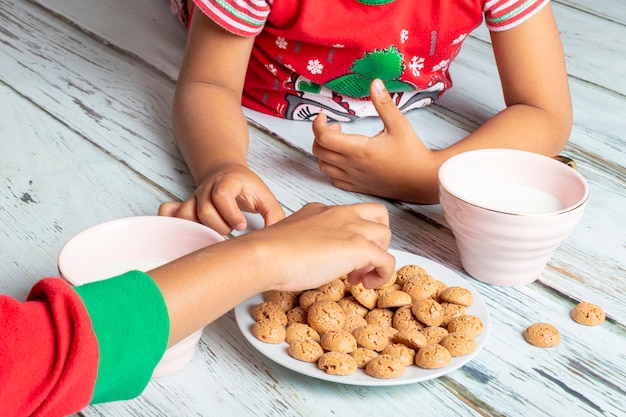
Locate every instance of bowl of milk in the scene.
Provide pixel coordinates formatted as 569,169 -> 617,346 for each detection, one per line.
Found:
438,149 -> 589,286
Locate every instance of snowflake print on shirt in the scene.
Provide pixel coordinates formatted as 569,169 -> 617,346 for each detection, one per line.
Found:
409,56 -> 425,77
400,29 -> 409,44
276,36 -> 288,49
307,59 -> 324,75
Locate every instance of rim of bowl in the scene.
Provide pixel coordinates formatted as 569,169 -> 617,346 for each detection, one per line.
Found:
58,215 -> 224,281
438,149 -> 590,217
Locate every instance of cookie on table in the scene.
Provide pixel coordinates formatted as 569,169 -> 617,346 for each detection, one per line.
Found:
415,344 -> 452,369
411,298 -> 445,327
524,322 -> 560,348
288,339 -> 325,362
307,300 -> 346,334
320,329 -> 358,353
571,302 -> 606,326
439,286 -> 474,306
285,322 -> 321,344
264,290 -> 299,312
381,343 -> 416,366
365,308 -> 394,328
378,290 -> 413,309
251,301 -> 288,326
421,326 -> 450,345
447,314 -> 484,338
349,347 -> 379,368
352,324 -> 390,352
439,332 -> 476,357
252,319 -> 286,344
318,351 -> 358,376
365,355 -> 405,379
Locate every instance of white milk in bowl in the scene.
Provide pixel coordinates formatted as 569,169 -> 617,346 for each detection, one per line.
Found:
461,183 -> 565,215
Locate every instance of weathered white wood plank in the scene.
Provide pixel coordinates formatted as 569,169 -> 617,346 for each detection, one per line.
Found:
0,83 -> 169,298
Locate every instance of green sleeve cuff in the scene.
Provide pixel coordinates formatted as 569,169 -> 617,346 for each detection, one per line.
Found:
74,270 -> 170,404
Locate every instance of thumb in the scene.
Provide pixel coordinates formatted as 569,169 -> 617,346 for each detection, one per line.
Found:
370,79 -> 412,136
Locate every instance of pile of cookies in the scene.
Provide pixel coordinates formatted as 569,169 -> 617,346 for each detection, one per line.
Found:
250,263 -> 484,379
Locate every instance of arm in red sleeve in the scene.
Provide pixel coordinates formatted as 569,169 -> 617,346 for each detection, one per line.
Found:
0,278 -> 99,417
0,271 -> 170,416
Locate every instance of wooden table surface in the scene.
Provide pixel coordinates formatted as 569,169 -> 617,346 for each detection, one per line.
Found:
1,0 -> 624,416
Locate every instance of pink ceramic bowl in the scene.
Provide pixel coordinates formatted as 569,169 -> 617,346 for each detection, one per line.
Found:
58,216 -> 224,377
438,149 -> 589,286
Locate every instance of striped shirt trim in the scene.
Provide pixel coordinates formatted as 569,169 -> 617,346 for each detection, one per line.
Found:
195,0 -> 271,37
485,0 -> 549,32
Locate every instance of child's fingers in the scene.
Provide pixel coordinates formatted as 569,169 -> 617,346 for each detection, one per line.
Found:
369,79 -> 413,136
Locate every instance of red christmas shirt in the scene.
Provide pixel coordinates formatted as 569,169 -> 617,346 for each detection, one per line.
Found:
193,0 -> 549,121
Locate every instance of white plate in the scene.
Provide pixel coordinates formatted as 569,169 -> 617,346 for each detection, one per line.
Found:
234,249 -> 490,386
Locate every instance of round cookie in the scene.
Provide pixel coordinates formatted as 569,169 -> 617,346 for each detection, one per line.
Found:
415,344 -> 452,369
251,301 -> 288,326
439,286 -> 474,306
286,306 -> 308,325
316,278 -> 347,302
439,332 -> 476,357
288,339 -> 324,362
299,290 -> 327,311
402,274 -> 438,302
411,298 -> 445,327
365,308 -> 394,328
285,322 -> 321,344
352,324 -> 390,352
381,343 -> 416,366
393,328 -> 428,350
378,290 -> 413,309
392,305 -> 425,332
447,314 -> 484,338
396,264 -> 430,286
349,347 -> 379,368
571,302 -> 606,326
252,319 -> 286,344
365,355 -> 405,379
524,322 -> 560,348
441,302 -> 467,327
432,280 -> 448,302
349,283 -> 379,310
343,315 -> 368,332
421,326 -> 449,345
264,290 -> 299,312
320,329 -> 358,353
318,351 -> 358,376
338,296 -> 369,318
307,300 -> 346,334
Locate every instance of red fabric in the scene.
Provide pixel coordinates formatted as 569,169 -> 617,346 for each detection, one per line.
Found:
0,278 -> 99,417
192,0 -> 548,121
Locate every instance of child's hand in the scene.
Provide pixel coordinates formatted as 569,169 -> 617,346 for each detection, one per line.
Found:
241,202 -> 396,291
312,79 -> 441,203
159,163 -> 285,234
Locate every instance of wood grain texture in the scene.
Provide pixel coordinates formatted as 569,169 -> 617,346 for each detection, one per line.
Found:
1,0 -> 624,416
